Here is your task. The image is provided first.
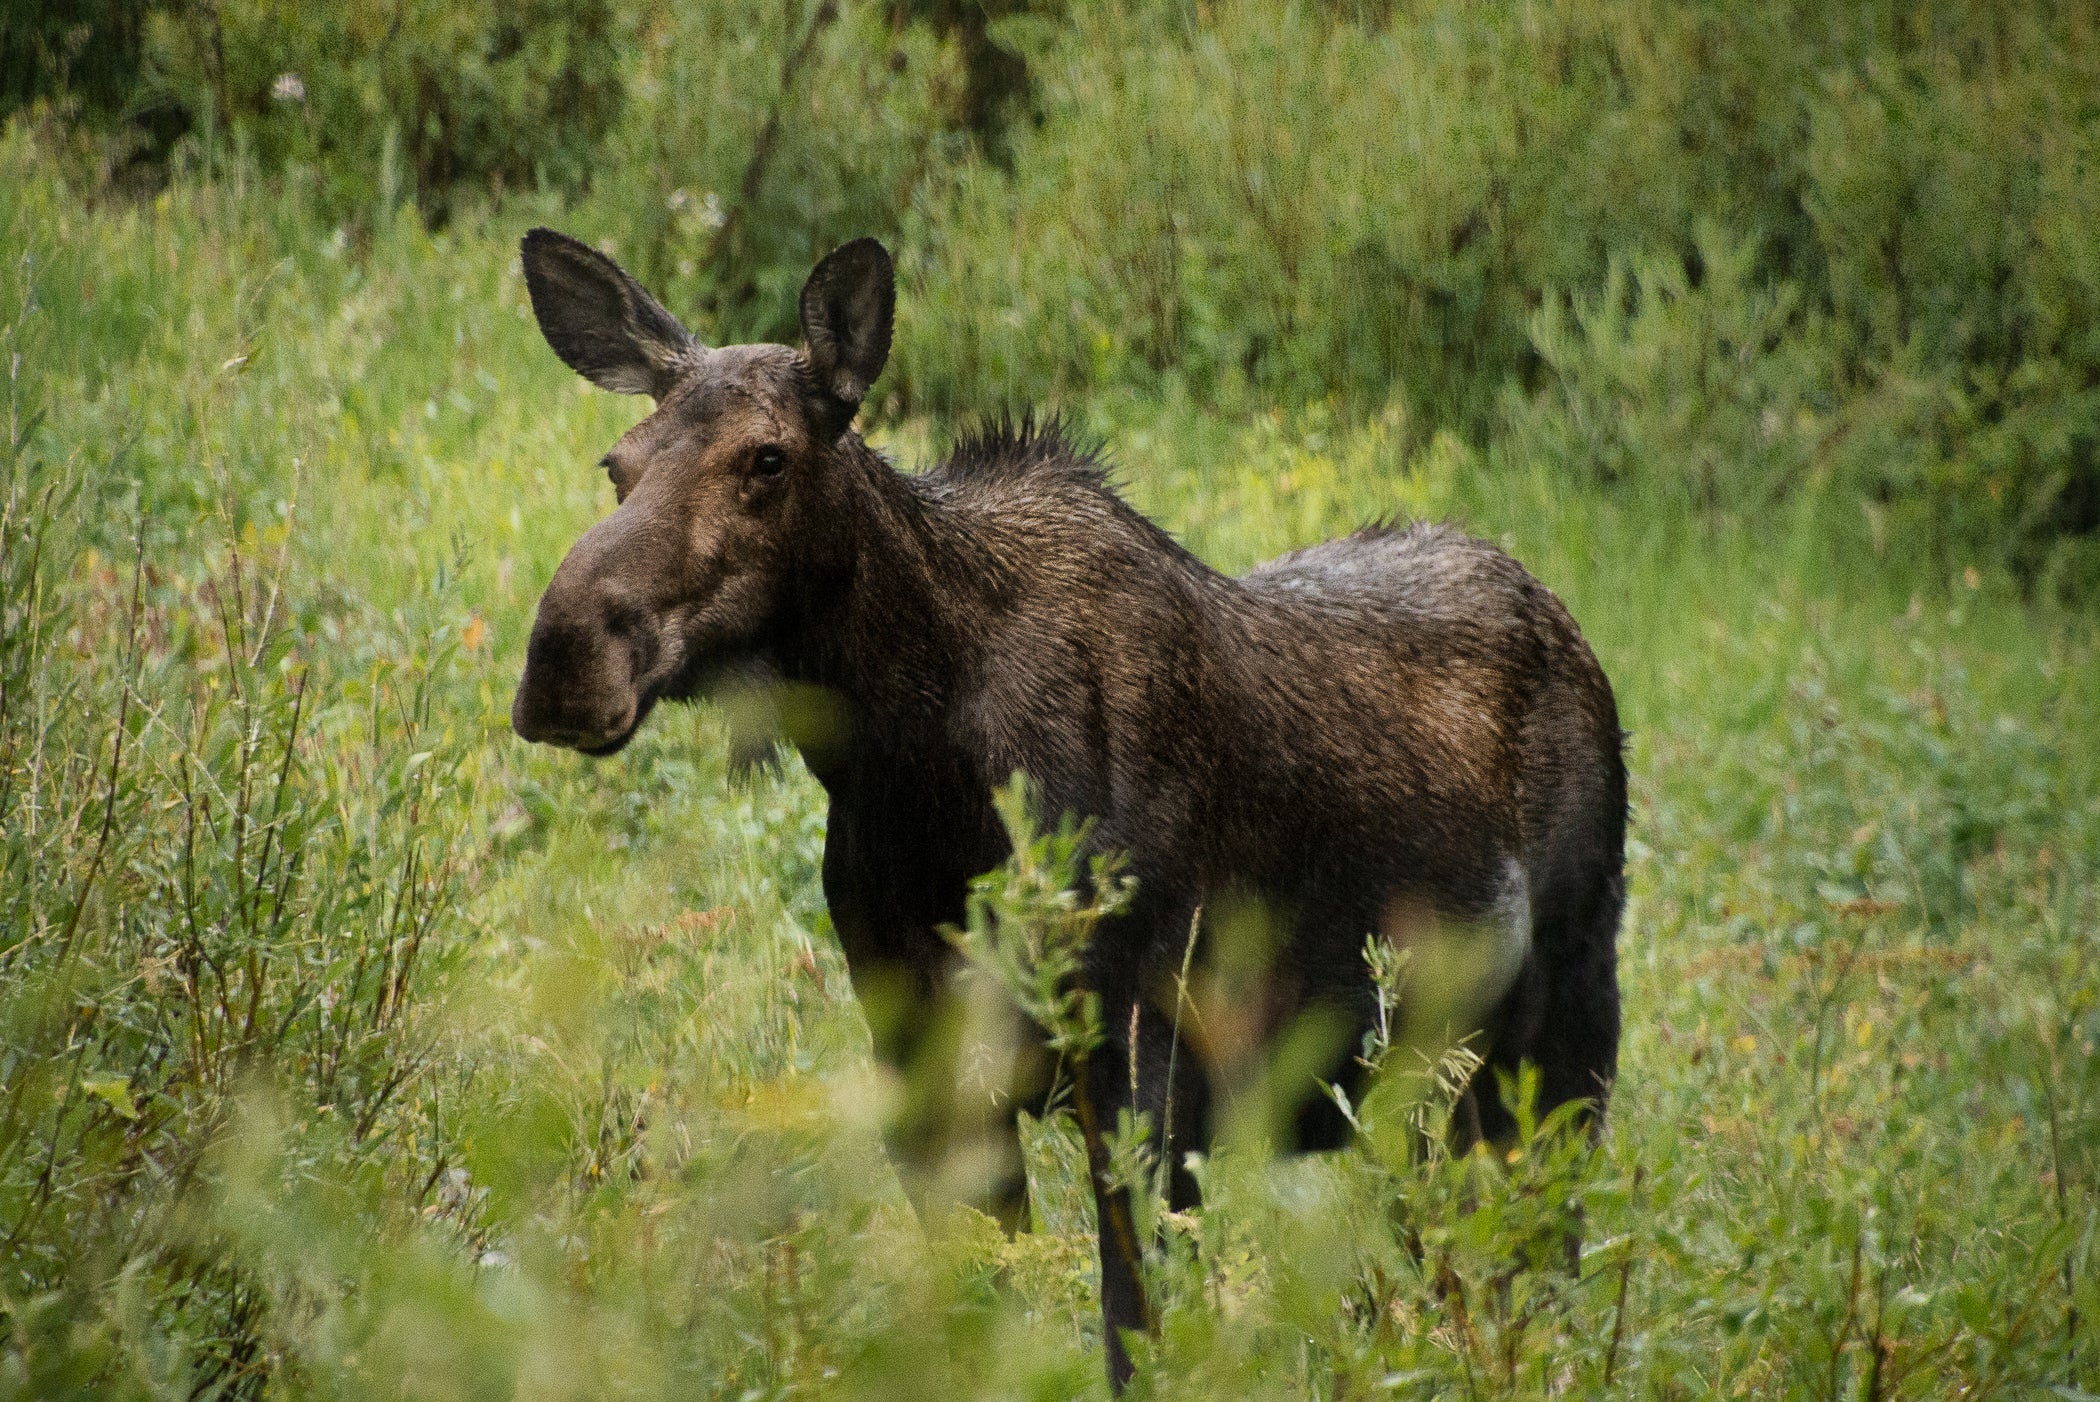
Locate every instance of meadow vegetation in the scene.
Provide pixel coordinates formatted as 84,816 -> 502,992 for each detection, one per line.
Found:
2,1 -> 2097,1396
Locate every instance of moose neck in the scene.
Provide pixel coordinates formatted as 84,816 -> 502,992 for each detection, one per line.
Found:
778,434 -> 995,753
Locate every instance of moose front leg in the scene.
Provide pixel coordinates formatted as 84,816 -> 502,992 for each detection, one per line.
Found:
851,949 -> 1051,1229
1075,979 -> 1208,1389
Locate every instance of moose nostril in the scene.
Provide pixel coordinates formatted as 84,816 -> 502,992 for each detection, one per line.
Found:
600,607 -> 655,674
601,602 -> 647,644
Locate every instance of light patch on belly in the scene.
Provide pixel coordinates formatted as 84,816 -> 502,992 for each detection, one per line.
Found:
1487,858 -> 1534,991
1380,859 -> 1532,1043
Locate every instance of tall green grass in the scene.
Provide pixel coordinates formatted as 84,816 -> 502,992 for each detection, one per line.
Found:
0,114 -> 2095,1400
19,0 -> 2100,587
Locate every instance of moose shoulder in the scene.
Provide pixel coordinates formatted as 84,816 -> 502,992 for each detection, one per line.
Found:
510,229 -> 1627,1388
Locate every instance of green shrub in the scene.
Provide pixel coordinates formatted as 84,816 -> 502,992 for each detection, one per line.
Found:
0,145 -> 479,1393
889,0 -> 2100,583
1505,223 -> 1833,508
17,0 -> 2100,579
93,0 -> 626,219
582,0 -> 960,348
0,0 -> 151,122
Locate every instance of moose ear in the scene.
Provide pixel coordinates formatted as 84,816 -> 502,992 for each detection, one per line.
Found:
521,228 -> 697,398
799,238 -> 894,426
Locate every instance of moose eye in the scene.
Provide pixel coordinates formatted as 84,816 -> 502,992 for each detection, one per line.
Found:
751,445 -> 788,478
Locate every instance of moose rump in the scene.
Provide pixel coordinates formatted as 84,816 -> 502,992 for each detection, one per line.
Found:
508,228 -> 1627,1389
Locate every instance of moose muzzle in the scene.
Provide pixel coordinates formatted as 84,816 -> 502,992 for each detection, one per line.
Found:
511,614 -> 643,753
510,526 -> 657,753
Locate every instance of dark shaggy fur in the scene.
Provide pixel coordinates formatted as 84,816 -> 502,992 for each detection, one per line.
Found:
510,232 -> 1627,1390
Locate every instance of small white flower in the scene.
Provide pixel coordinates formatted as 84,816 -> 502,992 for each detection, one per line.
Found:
271,72 -> 306,103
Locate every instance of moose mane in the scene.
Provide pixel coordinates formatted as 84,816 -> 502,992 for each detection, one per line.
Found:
908,411 -> 1216,586
929,411 -> 1112,492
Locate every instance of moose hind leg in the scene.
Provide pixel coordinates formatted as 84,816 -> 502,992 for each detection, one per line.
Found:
1460,953 -> 1546,1151
1528,868 -> 1624,1132
1460,856 -> 1622,1147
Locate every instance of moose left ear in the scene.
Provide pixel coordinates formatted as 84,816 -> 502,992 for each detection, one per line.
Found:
521,228 -> 697,398
799,238 -> 894,428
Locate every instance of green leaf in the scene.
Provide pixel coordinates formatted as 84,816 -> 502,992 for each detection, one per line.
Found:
80,1076 -> 138,1120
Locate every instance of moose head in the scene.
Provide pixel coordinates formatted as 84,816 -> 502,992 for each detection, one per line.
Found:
509,230 -> 894,754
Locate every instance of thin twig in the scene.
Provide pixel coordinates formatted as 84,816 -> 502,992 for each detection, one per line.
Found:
1072,1058 -> 1158,1338
1864,1253 -> 1891,1402
702,0 -> 841,301
53,510 -> 147,964
2040,1033 -> 2078,1359
1826,1228 -> 1865,1401
1602,1162 -> 1646,1387
1603,1240 -> 1635,1384
1158,905 -> 1202,1210
249,461 -> 300,666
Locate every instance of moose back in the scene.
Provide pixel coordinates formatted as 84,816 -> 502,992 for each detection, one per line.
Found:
508,229 -> 1627,1388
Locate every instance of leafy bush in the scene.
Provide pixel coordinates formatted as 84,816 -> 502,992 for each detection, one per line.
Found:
891,0 -> 2100,584
15,0 -> 629,218
581,0 -> 960,348
1506,223 -> 1834,508
1,0 -> 150,121
16,0 -> 2100,579
0,143 -> 480,1392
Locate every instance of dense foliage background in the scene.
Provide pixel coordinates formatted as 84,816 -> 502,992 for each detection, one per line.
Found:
13,0 -> 2100,589
1,2 -> 2095,1397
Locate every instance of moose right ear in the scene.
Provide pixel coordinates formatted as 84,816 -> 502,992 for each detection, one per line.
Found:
521,228 -> 697,398
799,238 -> 894,430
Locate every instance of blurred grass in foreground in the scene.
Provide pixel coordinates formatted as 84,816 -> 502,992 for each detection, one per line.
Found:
0,129 -> 2095,1398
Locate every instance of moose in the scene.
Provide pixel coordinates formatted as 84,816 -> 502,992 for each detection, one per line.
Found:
509,229 -> 1627,1387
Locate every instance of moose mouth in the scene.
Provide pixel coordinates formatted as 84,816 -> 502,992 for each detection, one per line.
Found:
574,712 -> 648,757
511,679 -> 651,757
558,650 -> 776,759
